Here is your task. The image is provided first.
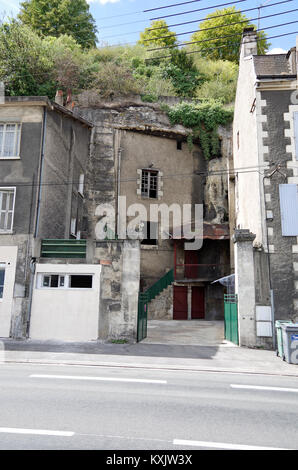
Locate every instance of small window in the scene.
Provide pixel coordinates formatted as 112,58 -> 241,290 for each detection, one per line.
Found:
70,275 -> 93,288
42,274 -> 64,288
0,188 -> 15,232
177,141 -> 182,150
0,264 -> 5,299
0,123 -> 21,158
141,221 -> 158,246
39,274 -> 92,289
78,174 -> 84,196
141,170 -> 158,199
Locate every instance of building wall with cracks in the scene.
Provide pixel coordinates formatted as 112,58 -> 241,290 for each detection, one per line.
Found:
76,96 -> 232,294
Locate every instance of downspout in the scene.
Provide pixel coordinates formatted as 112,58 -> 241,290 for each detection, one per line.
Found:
117,144 -> 122,237
34,106 -> 47,238
262,166 -> 287,350
26,106 -> 47,337
25,258 -> 36,338
263,174 -> 275,349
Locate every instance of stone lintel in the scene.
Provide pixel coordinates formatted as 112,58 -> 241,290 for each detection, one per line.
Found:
233,229 -> 256,243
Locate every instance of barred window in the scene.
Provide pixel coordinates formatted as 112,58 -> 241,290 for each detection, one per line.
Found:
0,123 -> 21,158
141,170 -> 158,199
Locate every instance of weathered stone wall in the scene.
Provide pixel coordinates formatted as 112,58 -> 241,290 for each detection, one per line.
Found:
94,240 -> 140,342
76,98 -> 231,290
148,285 -> 173,320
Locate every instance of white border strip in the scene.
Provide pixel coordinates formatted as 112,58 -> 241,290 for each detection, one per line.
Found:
30,374 -> 167,384
0,427 -> 74,437
173,439 -> 289,450
231,384 -> 298,393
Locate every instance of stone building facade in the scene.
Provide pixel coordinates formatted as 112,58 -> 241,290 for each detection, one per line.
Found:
77,96 -> 233,323
232,29 -> 298,347
0,96 -> 140,342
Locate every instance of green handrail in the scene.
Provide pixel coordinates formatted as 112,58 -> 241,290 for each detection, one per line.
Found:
145,269 -> 174,303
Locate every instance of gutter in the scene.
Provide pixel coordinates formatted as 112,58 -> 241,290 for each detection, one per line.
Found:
256,74 -> 297,80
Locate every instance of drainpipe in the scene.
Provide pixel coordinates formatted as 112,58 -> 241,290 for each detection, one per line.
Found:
262,166 -> 286,350
26,258 -> 36,338
117,145 -> 122,237
34,106 -> 47,238
26,106 -> 47,337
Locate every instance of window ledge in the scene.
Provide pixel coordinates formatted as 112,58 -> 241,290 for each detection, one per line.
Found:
0,231 -> 13,235
141,245 -> 159,250
0,157 -> 20,160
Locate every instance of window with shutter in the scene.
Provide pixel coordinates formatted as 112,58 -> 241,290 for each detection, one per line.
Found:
0,188 -> 16,232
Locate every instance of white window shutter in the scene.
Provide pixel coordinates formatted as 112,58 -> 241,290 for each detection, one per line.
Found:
279,184 -> 298,236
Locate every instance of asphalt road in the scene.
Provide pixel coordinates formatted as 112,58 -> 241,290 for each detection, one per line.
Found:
0,362 -> 298,450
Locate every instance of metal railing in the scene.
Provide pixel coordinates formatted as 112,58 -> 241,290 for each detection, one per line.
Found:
41,239 -> 87,259
144,269 -> 174,304
175,263 -> 230,280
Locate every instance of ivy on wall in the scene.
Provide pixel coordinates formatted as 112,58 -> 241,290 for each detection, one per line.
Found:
165,101 -> 233,159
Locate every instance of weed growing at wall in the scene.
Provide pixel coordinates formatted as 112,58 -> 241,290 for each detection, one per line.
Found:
166,101 -> 233,159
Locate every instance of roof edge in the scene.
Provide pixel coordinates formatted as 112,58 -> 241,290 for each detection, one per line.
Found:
1,96 -> 93,128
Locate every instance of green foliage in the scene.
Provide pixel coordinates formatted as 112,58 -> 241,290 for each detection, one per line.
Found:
19,0 -> 97,48
194,58 -> 238,104
90,61 -> 143,98
190,7 -> 270,63
0,13 -> 241,111
167,101 -> 233,159
139,20 -> 177,48
160,50 -> 205,97
0,20 -> 55,96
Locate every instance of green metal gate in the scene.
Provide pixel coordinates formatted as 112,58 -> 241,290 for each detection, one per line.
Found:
137,292 -> 148,342
224,294 -> 239,345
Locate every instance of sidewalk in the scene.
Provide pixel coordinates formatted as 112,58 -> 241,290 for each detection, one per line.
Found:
0,338 -> 297,377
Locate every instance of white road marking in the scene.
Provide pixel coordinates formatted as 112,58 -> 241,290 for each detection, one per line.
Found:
30,374 -> 167,384
173,439 -> 290,450
231,384 -> 298,393
0,427 -> 74,437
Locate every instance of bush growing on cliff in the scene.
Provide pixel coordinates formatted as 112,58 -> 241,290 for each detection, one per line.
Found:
166,101 -> 234,159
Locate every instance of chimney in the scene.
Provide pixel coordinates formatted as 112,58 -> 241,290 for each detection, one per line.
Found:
55,89 -> 64,106
287,47 -> 297,75
240,27 -> 258,59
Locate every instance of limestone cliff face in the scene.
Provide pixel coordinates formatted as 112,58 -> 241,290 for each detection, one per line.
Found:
204,125 -> 232,224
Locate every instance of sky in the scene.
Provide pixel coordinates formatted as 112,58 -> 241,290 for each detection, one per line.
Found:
0,0 -> 297,53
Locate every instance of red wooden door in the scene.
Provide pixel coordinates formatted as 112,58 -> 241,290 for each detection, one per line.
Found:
191,287 -> 205,319
173,286 -> 188,320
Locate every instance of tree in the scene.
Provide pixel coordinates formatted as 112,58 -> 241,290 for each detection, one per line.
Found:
0,20 -> 55,96
19,0 -> 97,49
190,7 -> 270,63
160,49 -> 205,97
139,20 -> 177,48
0,20 -> 93,97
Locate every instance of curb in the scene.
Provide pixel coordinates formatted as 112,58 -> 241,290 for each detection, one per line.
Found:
2,358 -> 298,378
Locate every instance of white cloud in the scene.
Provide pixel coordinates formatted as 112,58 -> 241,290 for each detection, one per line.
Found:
87,0 -> 121,4
267,48 -> 287,55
